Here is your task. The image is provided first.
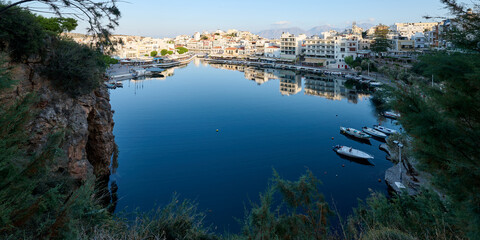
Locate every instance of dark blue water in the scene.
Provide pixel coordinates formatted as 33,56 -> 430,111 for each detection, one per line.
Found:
109,60 -> 398,233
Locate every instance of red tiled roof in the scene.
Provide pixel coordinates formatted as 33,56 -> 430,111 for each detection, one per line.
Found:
225,47 -> 237,50
267,46 -> 280,48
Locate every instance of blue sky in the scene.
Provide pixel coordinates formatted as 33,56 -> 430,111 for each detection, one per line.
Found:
30,0 -> 451,37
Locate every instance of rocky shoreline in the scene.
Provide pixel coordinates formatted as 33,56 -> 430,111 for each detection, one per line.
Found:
0,62 -> 115,183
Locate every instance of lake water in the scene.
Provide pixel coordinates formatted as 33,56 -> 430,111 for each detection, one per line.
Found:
109,59 -> 398,233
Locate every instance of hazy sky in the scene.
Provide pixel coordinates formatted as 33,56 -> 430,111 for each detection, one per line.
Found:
29,0 -> 452,38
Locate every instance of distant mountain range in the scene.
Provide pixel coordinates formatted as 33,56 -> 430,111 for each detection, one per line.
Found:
256,23 -> 376,39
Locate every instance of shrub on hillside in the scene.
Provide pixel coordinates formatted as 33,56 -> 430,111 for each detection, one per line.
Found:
43,39 -> 106,97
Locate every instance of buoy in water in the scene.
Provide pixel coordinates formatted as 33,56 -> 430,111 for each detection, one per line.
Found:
342,164 -> 345,167
331,137 -> 334,140
324,171 -> 327,175
336,174 -> 338,177
378,179 -> 382,182
216,129 -> 219,132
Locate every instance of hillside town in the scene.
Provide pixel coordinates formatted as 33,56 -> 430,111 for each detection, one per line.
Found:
71,20 -> 453,69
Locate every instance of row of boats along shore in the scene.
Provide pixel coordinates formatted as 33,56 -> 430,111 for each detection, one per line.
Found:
333,111 -> 401,164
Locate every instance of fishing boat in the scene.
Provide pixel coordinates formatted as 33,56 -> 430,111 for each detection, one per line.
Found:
362,127 -> 387,139
373,125 -> 397,135
383,111 -> 401,119
333,145 -> 374,159
340,127 -> 371,140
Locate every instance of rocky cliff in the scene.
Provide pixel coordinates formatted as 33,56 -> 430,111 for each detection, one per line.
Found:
1,62 -> 115,182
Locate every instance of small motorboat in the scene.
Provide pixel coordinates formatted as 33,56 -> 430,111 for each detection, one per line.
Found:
340,127 -> 371,140
105,82 -> 116,89
383,111 -> 401,119
362,127 -> 387,139
115,81 -> 123,88
373,125 -> 397,135
333,145 -> 374,159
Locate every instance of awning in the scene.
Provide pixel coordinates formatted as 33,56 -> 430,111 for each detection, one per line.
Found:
304,58 -> 327,64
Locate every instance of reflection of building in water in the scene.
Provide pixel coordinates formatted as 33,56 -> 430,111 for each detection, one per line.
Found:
193,57 -> 201,67
209,63 -> 246,72
244,67 -> 279,85
278,70 -> 302,96
303,74 -> 362,103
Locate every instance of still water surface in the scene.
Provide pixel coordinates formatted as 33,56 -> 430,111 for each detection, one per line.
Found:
109,59 -> 398,232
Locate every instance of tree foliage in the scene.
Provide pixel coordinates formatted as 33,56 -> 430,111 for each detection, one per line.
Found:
0,0 -> 121,53
150,50 -> 158,57
36,16 -> 78,35
160,49 -> 173,56
42,38 -> 106,97
0,4 -> 46,61
438,0 -> 480,52
347,191 -> 462,240
371,24 -> 392,54
379,3 -> 480,238
176,47 -> 188,54
233,170 -> 331,240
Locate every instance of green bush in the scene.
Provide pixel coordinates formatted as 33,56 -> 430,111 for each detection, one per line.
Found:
232,170 -> 331,240
0,4 -> 46,62
101,55 -> 119,65
42,38 -> 106,97
176,47 -> 188,54
346,191 -> 463,240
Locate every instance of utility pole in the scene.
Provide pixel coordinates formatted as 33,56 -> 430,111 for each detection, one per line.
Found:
368,60 -> 370,76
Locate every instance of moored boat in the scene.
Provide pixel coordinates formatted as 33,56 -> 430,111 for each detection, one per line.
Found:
340,127 -> 371,140
373,125 -> 397,135
333,145 -> 374,159
383,111 -> 401,119
362,127 -> 387,139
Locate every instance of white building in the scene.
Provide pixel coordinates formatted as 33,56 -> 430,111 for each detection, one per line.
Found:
193,32 -> 201,41
264,46 -> 281,58
412,32 -> 428,49
280,32 -> 307,60
392,22 -> 439,38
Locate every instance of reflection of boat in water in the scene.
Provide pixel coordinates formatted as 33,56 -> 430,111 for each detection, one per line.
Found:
362,127 -> 387,139
336,153 -> 375,166
373,125 -> 397,135
145,67 -> 165,77
333,145 -> 374,160
340,127 -> 371,140
341,133 -> 372,145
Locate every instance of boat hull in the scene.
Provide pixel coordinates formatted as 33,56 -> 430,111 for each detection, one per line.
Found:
333,145 -> 374,160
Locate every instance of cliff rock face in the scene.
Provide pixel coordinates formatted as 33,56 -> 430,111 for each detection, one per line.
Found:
1,63 -> 115,181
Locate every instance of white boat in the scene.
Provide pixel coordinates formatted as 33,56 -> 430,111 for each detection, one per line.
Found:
383,111 -> 401,119
340,127 -> 371,140
333,145 -> 374,159
373,125 -> 397,135
362,127 -> 387,139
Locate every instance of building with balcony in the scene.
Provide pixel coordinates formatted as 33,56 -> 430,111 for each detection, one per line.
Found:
280,32 -> 306,60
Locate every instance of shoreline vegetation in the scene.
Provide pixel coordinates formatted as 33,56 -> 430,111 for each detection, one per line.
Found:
1,0 -> 479,239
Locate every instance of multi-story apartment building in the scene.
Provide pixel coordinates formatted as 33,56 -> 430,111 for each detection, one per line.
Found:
334,35 -> 358,68
303,34 -> 359,69
392,22 -> 439,38
304,35 -> 335,67
280,32 -> 307,60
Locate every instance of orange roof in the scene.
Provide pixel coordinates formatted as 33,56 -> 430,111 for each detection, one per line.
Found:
267,46 -> 280,48
225,47 -> 237,50
213,46 -> 222,48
